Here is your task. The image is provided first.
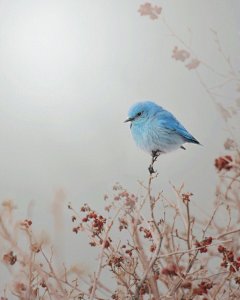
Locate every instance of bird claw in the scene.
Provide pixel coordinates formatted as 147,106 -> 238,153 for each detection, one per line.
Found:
148,150 -> 161,174
148,165 -> 157,175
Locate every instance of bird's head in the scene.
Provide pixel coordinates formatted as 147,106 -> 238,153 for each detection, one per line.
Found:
124,101 -> 163,126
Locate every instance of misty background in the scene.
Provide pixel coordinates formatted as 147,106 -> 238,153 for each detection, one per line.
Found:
0,0 -> 239,293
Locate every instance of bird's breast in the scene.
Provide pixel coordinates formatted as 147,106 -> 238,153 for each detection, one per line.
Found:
131,123 -> 153,153
131,120 -> 184,153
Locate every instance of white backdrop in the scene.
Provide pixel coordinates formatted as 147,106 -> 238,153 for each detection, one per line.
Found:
0,0 -> 239,294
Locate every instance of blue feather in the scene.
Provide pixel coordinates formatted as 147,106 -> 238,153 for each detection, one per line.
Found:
156,110 -> 200,144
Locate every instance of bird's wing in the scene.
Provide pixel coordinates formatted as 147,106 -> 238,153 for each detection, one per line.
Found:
155,110 -> 199,144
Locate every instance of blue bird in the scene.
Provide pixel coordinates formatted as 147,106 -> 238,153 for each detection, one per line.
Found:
125,101 -> 201,173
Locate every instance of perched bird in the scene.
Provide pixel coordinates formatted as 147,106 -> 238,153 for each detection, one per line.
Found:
125,101 -> 201,173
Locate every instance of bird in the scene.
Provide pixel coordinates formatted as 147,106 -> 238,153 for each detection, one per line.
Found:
124,101 -> 201,173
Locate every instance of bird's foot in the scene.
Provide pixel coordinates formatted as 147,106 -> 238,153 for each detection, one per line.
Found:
148,164 -> 156,175
151,150 -> 161,162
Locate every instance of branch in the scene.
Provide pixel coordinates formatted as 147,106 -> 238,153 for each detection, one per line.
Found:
169,201 -> 223,296
158,239 -> 232,259
170,182 -> 187,230
225,172 -> 240,199
215,228 -> 240,240
89,205 -> 123,300
134,200 -> 166,299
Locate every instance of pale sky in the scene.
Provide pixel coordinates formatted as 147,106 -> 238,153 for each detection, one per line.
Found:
0,0 -> 239,294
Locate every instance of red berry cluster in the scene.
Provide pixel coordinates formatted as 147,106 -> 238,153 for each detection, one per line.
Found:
119,192 -> 130,198
218,245 -> 240,273
182,192 -> 193,202
139,227 -> 152,239
139,281 -> 149,296
125,197 -> 136,208
20,219 -> 32,228
195,237 -> 212,253
104,205 -> 111,212
124,194 -> 136,211
217,245 -> 225,253
193,281 -> 213,295
90,214 -> 105,230
3,251 -> 17,265
72,226 -> 79,234
109,256 -> 124,268
162,264 -> 177,276
72,207 -> 107,236
235,276 -> 240,285
100,240 -> 110,248
214,156 -> 232,171
93,218 -> 105,234
113,191 -> 137,212
150,245 -> 156,252
89,242 -> 96,247
118,218 -> 128,231
125,249 -> 133,257
39,281 -> 47,288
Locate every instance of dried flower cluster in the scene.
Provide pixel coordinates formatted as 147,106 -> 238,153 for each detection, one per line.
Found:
138,3 -> 162,20
214,155 -> 233,171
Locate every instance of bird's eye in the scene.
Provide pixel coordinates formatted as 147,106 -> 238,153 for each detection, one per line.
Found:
137,112 -> 142,117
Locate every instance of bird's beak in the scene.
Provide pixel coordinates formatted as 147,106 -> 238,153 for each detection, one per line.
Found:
124,117 -> 134,123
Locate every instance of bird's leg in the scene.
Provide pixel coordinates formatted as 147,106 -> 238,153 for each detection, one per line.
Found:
148,150 -> 161,174
148,161 -> 155,175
